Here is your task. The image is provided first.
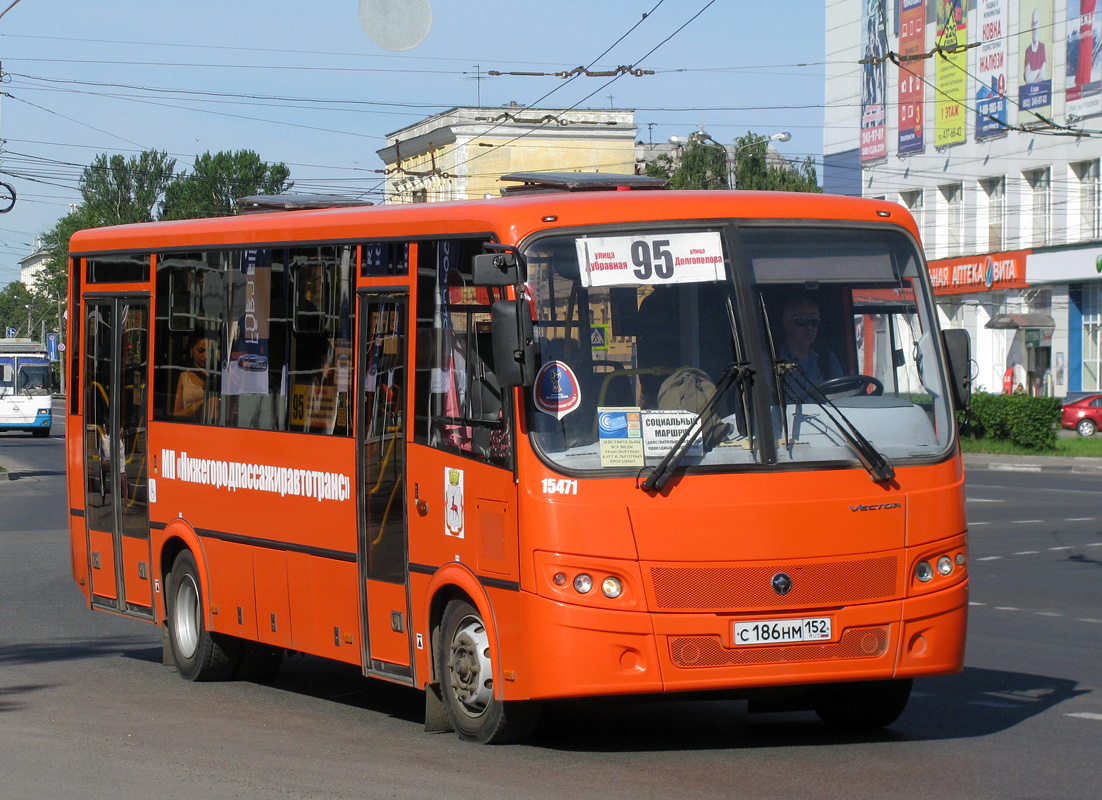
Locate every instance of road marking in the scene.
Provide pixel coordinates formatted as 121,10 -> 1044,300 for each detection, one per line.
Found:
1014,551 -> 1040,555
970,700 -> 1020,708
1089,543 -> 1102,547
977,555 -> 1002,561
969,602 -> 987,606
967,498 -> 1004,503
1078,618 -> 1102,624
1048,546 -> 1073,551
1065,712 -> 1102,721
969,521 -> 991,526
1063,518 -> 1095,522
995,606 -> 1020,611
1012,520 -> 1043,524
1034,612 -> 1064,617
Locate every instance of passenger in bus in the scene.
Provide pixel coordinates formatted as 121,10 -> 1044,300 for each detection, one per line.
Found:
173,331 -> 218,421
778,295 -> 842,402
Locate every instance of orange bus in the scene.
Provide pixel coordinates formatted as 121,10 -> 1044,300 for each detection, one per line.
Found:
66,174 -> 971,743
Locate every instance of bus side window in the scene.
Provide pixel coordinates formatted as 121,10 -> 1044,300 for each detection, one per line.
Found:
413,240 -> 512,469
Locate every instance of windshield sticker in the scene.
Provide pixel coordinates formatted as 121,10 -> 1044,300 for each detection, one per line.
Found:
597,407 -> 645,467
445,467 -> 465,539
641,411 -> 703,458
575,231 -> 725,288
534,361 -> 581,418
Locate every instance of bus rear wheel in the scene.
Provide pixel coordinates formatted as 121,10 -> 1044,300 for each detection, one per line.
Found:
814,678 -> 912,731
438,599 -> 540,744
166,550 -> 238,681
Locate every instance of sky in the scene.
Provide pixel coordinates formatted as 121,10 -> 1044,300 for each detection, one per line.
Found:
0,0 -> 828,284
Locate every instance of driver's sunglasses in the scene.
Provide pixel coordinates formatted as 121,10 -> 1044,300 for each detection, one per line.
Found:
790,316 -> 820,328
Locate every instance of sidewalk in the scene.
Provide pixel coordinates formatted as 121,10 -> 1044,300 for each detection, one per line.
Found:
962,452 -> 1102,474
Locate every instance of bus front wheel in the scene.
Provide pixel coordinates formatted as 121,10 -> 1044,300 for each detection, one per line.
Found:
814,678 -> 912,731
438,599 -> 540,744
166,550 -> 239,681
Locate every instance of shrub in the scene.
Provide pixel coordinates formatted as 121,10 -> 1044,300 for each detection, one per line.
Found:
959,392 -> 1061,450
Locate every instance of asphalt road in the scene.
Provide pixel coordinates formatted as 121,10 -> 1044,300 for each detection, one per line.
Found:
2,422 -> 1100,799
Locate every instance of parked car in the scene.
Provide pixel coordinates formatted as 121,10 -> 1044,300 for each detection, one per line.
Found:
1061,393 -> 1102,436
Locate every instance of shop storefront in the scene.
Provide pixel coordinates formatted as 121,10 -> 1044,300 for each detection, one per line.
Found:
1027,247 -> 1102,396
927,250 -> 1055,395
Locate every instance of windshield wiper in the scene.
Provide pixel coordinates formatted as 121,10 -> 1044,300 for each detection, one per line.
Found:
778,363 -> 895,483
641,361 -> 754,493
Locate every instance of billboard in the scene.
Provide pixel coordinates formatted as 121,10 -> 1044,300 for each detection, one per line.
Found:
860,0 -> 888,163
1019,0 -> 1053,122
976,0 -> 1008,138
935,0 -> 967,148
898,0 -> 926,154
1067,0 -> 1102,120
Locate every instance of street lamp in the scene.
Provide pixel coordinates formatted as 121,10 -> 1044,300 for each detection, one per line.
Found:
668,130 -> 731,189
729,131 -> 791,189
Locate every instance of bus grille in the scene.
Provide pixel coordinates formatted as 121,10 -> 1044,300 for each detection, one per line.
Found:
669,626 -> 889,668
648,555 -> 899,611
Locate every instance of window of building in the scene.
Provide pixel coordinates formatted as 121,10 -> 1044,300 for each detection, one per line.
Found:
1025,168 -> 1051,247
1084,285 -> 1102,391
940,183 -> 963,257
982,177 -> 1005,252
901,189 -> 924,242
1074,160 -> 1100,240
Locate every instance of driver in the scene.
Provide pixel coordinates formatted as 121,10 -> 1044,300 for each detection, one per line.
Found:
779,295 -> 842,402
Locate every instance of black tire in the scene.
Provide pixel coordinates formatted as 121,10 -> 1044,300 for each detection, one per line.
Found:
438,599 -> 540,744
31,427 -> 50,438
165,550 -> 239,681
814,678 -> 912,731
234,640 -> 284,682
1077,418 -> 1097,437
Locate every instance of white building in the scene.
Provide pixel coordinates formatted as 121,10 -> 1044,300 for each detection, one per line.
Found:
825,0 -> 1102,397
19,239 -> 51,289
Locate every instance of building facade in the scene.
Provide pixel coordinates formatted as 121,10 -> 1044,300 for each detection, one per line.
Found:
376,106 -> 638,204
825,0 -> 1102,397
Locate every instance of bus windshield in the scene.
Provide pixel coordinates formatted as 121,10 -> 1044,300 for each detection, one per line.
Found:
524,225 -> 954,475
18,363 -> 51,396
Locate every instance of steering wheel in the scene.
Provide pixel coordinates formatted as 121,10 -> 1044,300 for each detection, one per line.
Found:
816,374 -> 883,398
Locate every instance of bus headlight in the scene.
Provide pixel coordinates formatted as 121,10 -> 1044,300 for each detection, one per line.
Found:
601,577 -> 623,599
915,561 -> 934,582
937,556 -> 954,576
573,574 -> 593,594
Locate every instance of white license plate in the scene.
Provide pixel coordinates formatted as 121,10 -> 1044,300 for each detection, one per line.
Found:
733,617 -> 832,646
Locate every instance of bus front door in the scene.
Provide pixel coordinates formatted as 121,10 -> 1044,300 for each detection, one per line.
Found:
356,294 -> 413,681
82,297 -> 154,618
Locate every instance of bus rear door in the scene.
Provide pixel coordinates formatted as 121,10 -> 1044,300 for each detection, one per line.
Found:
82,296 -> 154,618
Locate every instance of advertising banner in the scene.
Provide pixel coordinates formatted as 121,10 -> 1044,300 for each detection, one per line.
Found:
1019,0 -> 1053,121
1067,0 -> 1102,120
928,250 -> 1030,295
976,0 -> 1008,138
935,0 -> 967,147
860,0 -> 888,163
898,0 -> 926,154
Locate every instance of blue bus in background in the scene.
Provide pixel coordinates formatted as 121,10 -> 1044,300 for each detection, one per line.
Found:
0,338 -> 52,436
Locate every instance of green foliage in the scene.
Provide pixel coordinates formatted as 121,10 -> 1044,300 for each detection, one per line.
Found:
162,150 -> 292,220
732,132 -> 821,193
1,148 -> 292,343
79,151 -> 177,226
960,392 -> 1062,450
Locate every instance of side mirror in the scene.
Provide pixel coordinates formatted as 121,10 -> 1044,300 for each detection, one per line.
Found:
473,252 -> 519,286
492,299 -> 537,387
942,328 -> 971,410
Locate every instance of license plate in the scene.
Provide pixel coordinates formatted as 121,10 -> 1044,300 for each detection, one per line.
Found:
733,617 -> 832,646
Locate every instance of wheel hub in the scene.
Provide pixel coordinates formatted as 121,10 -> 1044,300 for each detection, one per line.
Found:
447,615 -> 493,716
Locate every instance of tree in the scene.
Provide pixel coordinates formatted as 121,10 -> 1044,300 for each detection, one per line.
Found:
0,280 -> 34,337
645,138 -> 729,190
79,150 -> 177,226
731,132 -> 821,193
162,150 -> 292,220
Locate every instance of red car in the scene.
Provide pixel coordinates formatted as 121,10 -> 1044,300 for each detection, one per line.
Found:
1061,393 -> 1102,436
